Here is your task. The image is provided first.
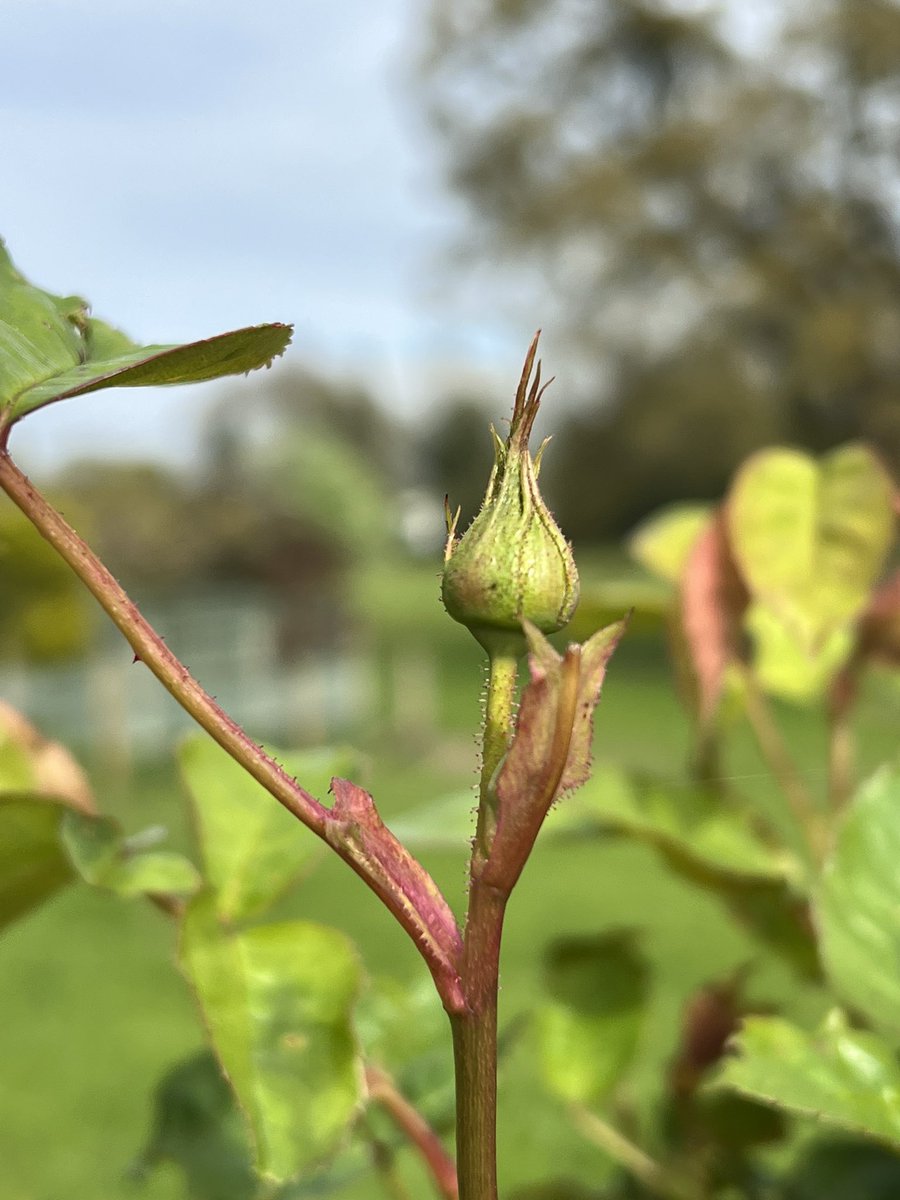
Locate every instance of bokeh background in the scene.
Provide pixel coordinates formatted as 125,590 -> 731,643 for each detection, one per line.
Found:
3,1 -> 900,1197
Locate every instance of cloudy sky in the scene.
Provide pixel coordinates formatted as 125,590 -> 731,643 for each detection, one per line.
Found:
3,1 -> 519,471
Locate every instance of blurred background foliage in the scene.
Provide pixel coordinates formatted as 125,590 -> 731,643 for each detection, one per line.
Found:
5,3 -> 900,1198
0,502 -> 92,662
5,1 -> 900,670
420,0 -> 900,538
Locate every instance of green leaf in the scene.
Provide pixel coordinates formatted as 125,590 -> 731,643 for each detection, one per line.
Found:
0,239 -> 292,423
11,325 -> 293,422
727,445 -> 894,650
358,977 -> 447,1074
716,1011 -> 900,1150
782,1136 -> 900,1200
357,977 -> 454,1128
180,737 -> 358,922
0,724 -> 35,791
0,240 -> 87,410
60,810 -> 120,880
180,894 -> 363,1182
571,763 -> 795,883
535,931 -> 649,1107
818,766 -> 900,1033
0,704 -> 100,926
387,790 -> 477,851
137,1052 -> 375,1200
0,795 -> 77,928
628,503 -> 713,584
747,602 -> 854,703
105,851 -> 202,899
566,767 -> 819,977
61,809 -> 201,899
719,879 -> 822,981
136,1050 -> 259,1200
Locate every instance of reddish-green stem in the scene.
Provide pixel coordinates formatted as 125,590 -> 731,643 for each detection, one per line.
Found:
0,449 -> 330,836
0,446 -> 464,1009
472,640 -> 520,861
366,1065 -> 459,1200
452,877 -> 507,1200
450,638 -> 522,1200
0,439 -> 546,1200
453,637 -> 584,1198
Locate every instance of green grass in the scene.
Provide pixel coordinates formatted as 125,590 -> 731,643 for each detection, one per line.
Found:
4,570 -> 900,1199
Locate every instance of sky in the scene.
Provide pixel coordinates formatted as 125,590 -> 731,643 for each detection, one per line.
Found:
2,0 -> 519,472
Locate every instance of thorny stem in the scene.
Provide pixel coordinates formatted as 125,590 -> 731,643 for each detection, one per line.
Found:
453,641 -> 521,1200
366,1066 -> 459,1200
0,424 -> 354,1140
472,640 -> 520,862
0,448 -> 327,826
738,664 -> 826,863
0,448 -> 462,1007
454,638 -> 585,1199
452,880 -> 506,1200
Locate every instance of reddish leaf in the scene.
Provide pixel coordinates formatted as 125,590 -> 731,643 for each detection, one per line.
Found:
563,621 -> 630,793
827,664 -> 860,722
324,779 -> 464,1011
670,971 -> 750,1097
485,618 -> 627,892
679,511 -> 749,724
830,568 -> 900,719
856,569 -> 900,667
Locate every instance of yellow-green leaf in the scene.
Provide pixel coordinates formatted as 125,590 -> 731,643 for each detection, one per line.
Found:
180,736 -> 359,922
747,603 -> 854,703
727,445 -> 894,649
0,239 -> 292,423
180,895 -> 362,1182
628,503 -> 713,584
536,932 -> 649,1106
818,765 -> 900,1033
0,796 -> 77,928
717,1011 -> 900,1150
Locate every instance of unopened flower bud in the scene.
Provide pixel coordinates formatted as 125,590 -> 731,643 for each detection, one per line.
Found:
441,333 -> 579,652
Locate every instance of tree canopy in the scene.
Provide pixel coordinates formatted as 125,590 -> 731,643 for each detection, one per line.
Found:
420,0 -> 900,536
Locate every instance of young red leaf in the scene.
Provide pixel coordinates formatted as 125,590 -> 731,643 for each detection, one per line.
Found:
679,510 -> 749,724
856,569 -> 900,668
324,778 -> 464,1012
829,568 -> 900,720
484,618 -> 627,893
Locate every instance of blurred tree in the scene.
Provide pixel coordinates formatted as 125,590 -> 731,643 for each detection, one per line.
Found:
416,395 -> 497,526
206,366 -> 402,561
60,461 -> 209,589
202,367 -> 404,653
53,367 -> 403,656
420,0 -> 900,537
0,504 -> 91,662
